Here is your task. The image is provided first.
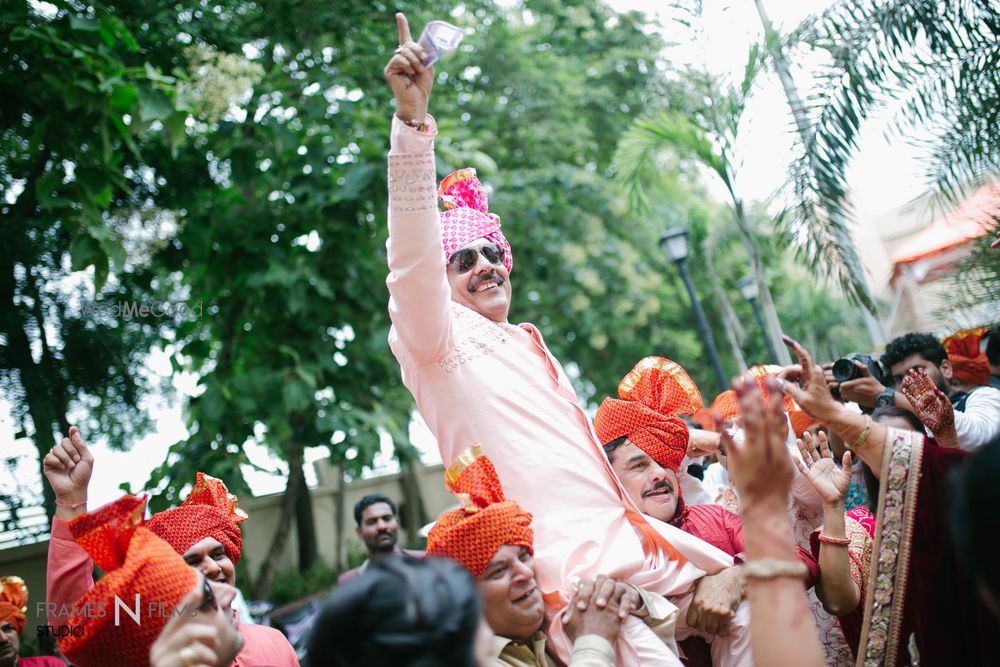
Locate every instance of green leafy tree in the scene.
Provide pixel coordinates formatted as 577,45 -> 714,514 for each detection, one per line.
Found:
0,0 -> 191,517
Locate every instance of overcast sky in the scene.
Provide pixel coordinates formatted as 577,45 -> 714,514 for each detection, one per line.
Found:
1,0 -> 930,516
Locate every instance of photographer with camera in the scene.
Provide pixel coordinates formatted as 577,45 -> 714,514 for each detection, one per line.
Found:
827,333 -> 1000,451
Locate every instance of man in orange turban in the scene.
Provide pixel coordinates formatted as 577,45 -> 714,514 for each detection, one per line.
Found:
55,494 -> 243,667
428,446 -> 682,666
43,427 -> 299,666
595,358 -> 822,667
0,577 -> 63,667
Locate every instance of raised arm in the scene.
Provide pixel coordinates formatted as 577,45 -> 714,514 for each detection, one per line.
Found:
383,13 -> 453,365
781,337 -> 890,479
725,378 -> 824,667
793,431 -> 860,616
43,427 -> 96,627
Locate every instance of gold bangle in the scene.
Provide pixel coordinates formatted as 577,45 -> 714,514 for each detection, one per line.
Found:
847,415 -> 873,451
743,558 -> 809,581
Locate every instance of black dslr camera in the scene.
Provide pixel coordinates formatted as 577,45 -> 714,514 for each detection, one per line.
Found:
831,353 -> 886,385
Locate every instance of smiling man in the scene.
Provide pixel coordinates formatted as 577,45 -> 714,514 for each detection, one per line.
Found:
337,494 -> 422,586
383,15 -> 732,664
44,428 -> 298,666
427,447 -> 680,666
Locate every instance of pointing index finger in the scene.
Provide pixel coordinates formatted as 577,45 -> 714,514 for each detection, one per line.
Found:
395,12 -> 412,46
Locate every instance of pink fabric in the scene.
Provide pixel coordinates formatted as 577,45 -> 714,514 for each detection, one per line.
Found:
17,658 -> 66,666
386,116 -> 734,666
678,504 -> 819,587
438,168 -> 513,273
45,518 -> 298,666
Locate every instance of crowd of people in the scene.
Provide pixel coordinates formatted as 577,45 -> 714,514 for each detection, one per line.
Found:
3,11 -> 999,667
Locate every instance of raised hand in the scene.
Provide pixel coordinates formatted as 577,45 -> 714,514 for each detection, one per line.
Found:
383,13 -> 434,124
779,336 -> 841,422
899,368 -> 958,447
724,376 -> 794,509
793,431 -> 852,505
43,426 -> 94,513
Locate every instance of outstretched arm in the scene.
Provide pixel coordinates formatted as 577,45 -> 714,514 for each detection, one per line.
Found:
793,431 -> 860,616
384,13 -> 453,365
726,377 -> 824,667
780,337 -> 890,479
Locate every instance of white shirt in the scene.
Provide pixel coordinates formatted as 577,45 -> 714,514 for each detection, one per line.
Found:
954,385 -> 1000,451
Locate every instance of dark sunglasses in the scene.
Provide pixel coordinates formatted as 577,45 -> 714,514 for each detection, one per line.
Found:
447,243 -> 506,274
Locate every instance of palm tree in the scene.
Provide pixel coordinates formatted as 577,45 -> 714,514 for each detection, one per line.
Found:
614,51 -> 793,365
783,0 -> 999,286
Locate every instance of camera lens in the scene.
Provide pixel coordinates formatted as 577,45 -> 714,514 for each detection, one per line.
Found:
832,358 -> 858,383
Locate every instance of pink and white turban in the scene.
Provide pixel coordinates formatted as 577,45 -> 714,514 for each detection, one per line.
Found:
438,168 -> 513,273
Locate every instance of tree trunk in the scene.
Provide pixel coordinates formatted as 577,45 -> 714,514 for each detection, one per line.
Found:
733,198 -> 792,365
254,441 -> 304,598
703,240 -> 749,373
295,464 -> 317,572
334,461 -> 347,570
0,253 -> 58,518
397,456 -> 426,546
751,0 -> 887,347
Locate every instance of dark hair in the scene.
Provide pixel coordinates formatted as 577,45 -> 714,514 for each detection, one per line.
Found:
865,406 -> 928,511
872,405 -> 925,433
986,329 -> 1000,366
951,439 -> 1000,609
306,556 -> 481,667
602,436 -> 629,464
354,494 -> 397,526
881,332 -> 947,371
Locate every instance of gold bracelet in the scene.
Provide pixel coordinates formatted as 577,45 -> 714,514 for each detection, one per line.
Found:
743,558 -> 809,581
847,415 -> 873,451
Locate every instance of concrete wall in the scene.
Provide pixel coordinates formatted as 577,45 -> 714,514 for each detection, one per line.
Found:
0,539 -> 49,640
235,461 -> 453,577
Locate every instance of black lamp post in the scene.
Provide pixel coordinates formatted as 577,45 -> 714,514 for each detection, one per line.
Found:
737,275 -> 779,364
661,227 -> 728,391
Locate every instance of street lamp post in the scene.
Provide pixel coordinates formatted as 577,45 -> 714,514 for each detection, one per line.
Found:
737,275 -> 780,364
661,228 -> 728,391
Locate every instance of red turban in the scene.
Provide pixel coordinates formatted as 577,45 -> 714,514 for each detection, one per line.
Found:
147,472 -> 248,564
60,495 -> 198,667
438,168 -> 513,273
0,576 -> 27,636
594,357 -> 699,472
943,327 -> 990,387
426,445 -> 533,577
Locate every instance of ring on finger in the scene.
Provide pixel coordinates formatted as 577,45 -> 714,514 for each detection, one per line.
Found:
179,646 -> 197,667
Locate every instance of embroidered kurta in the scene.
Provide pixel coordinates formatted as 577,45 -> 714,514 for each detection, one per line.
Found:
45,517 -> 299,666
385,115 -> 733,666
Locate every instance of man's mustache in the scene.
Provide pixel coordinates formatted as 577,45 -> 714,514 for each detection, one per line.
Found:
468,271 -> 505,293
644,480 -> 674,497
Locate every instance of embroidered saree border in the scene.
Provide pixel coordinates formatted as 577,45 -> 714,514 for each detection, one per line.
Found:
857,428 -> 923,667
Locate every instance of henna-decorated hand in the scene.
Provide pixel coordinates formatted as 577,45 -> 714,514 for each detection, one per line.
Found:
899,368 -> 958,447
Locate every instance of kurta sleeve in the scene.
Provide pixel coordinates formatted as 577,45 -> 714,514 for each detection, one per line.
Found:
567,635 -> 616,666
385,114 -> 455,366
45,517 -> 95,627
633,587 -> 680,656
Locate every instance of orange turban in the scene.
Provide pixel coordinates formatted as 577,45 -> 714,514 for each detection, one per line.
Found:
147,472 -> 248,564
60,495 -> 198,667
427,445 -> 533,577
789,409 -> 817,438
0,576 -> 28,636
943,327 -> 990,387
594,357 -> 700,472
710,390 -> 740,422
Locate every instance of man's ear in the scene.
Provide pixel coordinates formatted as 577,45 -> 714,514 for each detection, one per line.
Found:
940,359 -> 954,382
355,525 -> 362,539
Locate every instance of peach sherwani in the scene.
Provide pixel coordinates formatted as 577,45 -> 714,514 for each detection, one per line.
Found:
386,116 -> 736,666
